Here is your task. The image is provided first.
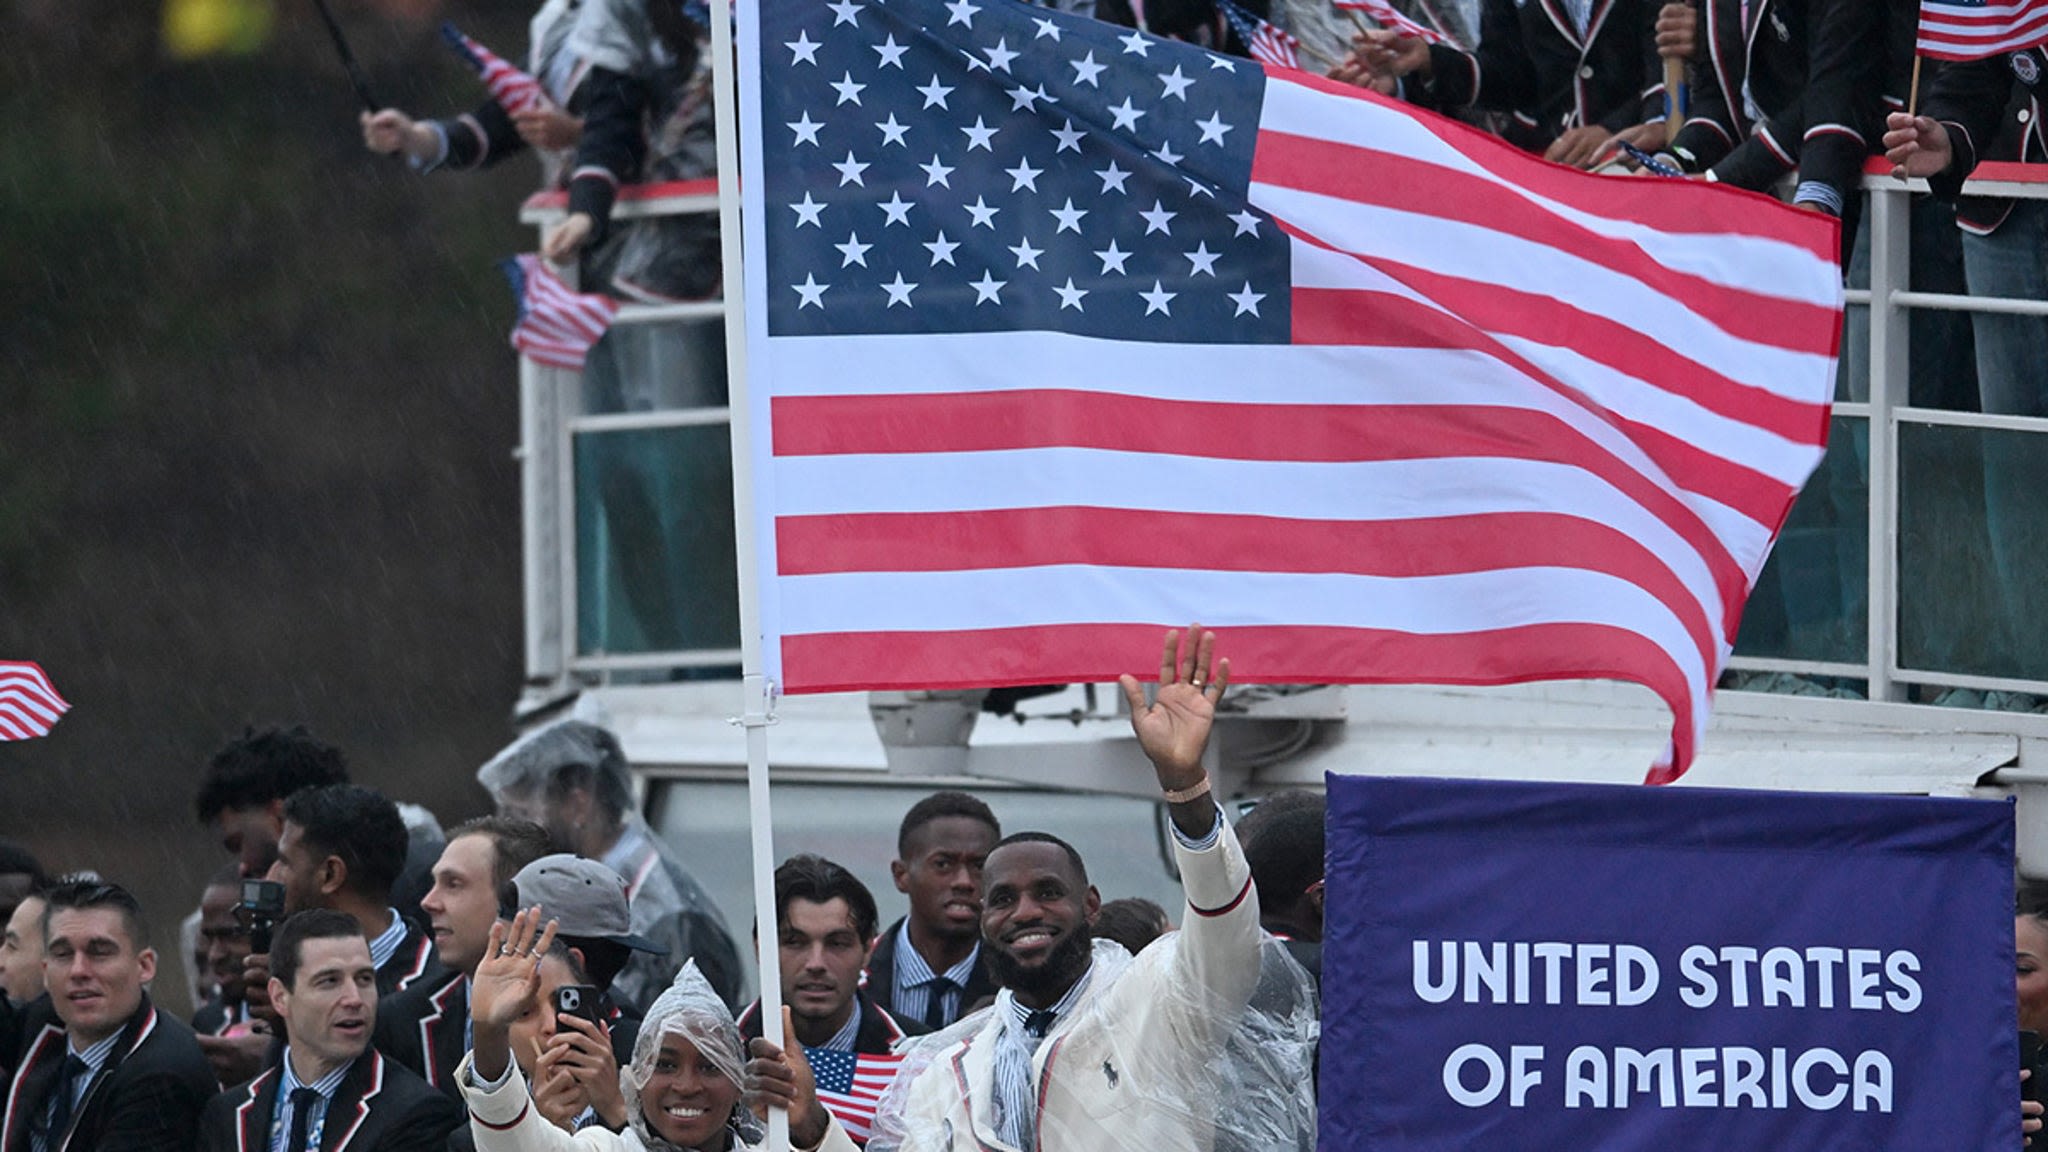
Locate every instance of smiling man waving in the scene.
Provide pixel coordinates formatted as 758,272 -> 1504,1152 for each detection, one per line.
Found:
876,628 -> 1289,1152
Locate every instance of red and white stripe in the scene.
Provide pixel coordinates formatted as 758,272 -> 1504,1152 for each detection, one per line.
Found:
510,254 -> 620,370
818,1052 -> 907,1144
749,75 -> 1839,783
1247,19 -> 1302,69
448,27 -> 547,114
1333,0 -> 1454,46
1917,0 -> 2048,60
0,661 -> 68,740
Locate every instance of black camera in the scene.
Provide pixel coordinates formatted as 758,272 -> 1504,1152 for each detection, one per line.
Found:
238,879 -> 286,955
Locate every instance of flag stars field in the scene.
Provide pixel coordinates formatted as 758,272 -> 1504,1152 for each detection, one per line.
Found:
755,0 -> 1292,336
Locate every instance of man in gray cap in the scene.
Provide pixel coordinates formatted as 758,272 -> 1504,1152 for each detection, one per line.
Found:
477,720 -> 743,1012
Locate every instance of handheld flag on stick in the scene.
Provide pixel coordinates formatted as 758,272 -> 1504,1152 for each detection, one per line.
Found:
1217,0 -> 1307,69
0,662 -> 68,741
1916,0 -> 2048,60
307,0 -> 379,111
502,254 -> 620,370
441,22 -> 547,115
1332,0 -> 1452,45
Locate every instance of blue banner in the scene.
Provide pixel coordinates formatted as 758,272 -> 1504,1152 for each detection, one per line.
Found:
1320,776 -> 2016,1150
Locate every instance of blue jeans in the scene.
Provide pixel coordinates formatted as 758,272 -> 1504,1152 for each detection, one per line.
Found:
1960,201 -> 2048,679
1961,200 -> 2048,419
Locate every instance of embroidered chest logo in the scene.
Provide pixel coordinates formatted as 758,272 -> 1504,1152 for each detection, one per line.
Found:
1102,1059 -> 1119,1089
2015,53 -> 2040,86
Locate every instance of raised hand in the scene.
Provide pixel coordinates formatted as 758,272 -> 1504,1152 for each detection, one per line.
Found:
544,1013 -> 626,1128
1654,2 -> 1698,61
1119,626 -> 1228,793
747,1007 -> 831,1149
1882,112 -> 1955,180
542,214 -> 595,263
470,908 -> 559,1083
530,1043 -> 584,1130
512,106 -> 582,151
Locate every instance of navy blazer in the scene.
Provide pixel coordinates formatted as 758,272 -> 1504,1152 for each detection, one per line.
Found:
2,995 -> 217,1152
200,1050 -> 461,1152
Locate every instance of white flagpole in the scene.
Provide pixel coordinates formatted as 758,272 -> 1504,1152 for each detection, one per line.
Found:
706,0 -> 785,1147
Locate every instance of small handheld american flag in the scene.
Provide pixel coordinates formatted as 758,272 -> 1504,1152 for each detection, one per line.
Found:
1217,0 -> 1304,69
502,254 -> 620,370
440,22 -> 548,115
0,661 -> 69,741
1916,0 -> 2048,60
1333,0 -> 1454,45
803,1047 -> 906,1145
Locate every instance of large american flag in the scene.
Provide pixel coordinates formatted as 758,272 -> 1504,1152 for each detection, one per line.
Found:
0,661 -> 68,741
440,22 -> 547,114
734,0 -> 1841,780
1917,0 -> 2048,60
804,1046 -> 906,1145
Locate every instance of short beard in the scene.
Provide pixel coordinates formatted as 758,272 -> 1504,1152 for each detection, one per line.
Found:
986,923 -> 1094,1004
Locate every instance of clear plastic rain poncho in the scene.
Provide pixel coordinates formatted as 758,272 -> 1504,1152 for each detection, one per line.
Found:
620,961 -> 764,1150
867,934 -> 1319,1152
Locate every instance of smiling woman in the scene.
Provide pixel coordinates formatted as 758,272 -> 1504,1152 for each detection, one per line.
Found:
460,909 -> 862,1152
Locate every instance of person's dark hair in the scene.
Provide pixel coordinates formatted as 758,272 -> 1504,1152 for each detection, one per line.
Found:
271,909 -> 364,988
1093,897 -> 1170,956
560,937 -> 631,994
0,839 -> 48,888
989,831 -> 1088,886
543,937 -> 590,983
1236,790 -> 1325,913
775,854 -> 879,942
450,816 -> 558,896
41,878 -> 148,950
897,791 -> 1002,858
194,726 -> 349,824
283,785 -> 408,903
2020,879 -> 2048,923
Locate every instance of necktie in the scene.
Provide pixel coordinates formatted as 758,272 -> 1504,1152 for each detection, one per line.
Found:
285,1088 -> 322,1152
992,1010 -> 1059,1150
921,976 -> 958,1030
45,1056 -> 89,1148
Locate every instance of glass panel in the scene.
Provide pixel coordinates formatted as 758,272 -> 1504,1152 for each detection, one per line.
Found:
644,779 -> 1182,972
579,319 -> 728,414
1898,421 -> 2048,686
1731,417 -> 1868,669
574,423 -> 740,660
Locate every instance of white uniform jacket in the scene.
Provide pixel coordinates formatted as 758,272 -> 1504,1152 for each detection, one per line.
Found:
892,813 -> 1261,1152
455,1053 -> 860,1152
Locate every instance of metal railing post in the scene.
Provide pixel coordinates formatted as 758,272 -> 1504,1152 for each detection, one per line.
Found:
1864,185 -> 1909,702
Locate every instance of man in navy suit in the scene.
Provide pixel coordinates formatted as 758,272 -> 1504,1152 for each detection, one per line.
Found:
2,878 -> 216,1152
202,910 -> 461,1152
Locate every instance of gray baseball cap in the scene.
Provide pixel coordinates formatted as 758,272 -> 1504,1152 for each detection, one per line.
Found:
513,854 -> 663,954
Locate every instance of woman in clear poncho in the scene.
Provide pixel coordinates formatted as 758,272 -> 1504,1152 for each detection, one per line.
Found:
460,908 -> 859,1152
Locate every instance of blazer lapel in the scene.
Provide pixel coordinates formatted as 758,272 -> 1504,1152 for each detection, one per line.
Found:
1535,0 -> 1583,49
324,1053 -> 384,1152
1581,0 -> 1616,51
418,979 -> 466,1090
2,1025 -> 66,1152
233,1070 -> 281,1152
56,1003 -> 157,1152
